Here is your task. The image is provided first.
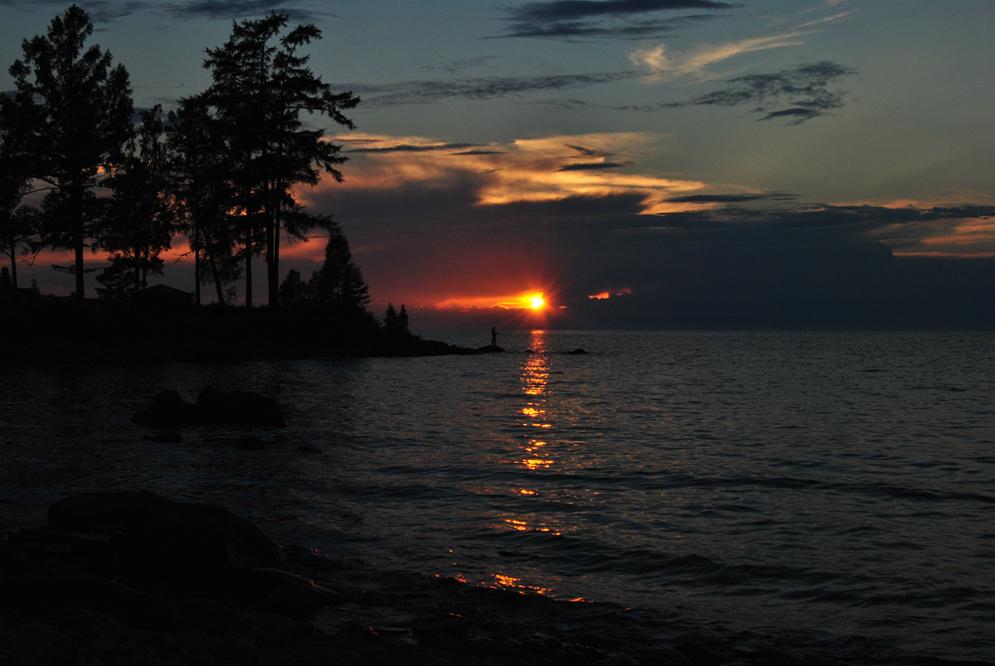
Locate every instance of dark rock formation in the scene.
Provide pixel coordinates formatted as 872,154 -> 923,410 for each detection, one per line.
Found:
47,491 -> 285,578
130,386 -> 287,429
564,348 -> 588,355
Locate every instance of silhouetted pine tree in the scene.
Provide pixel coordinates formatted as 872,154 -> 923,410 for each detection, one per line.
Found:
384,303 -> 399,332
278,268 -> 308,306
8,5 -> 133,300
399,305 -> 409,334
0,89 -> 40,289
203,12 -> 359,307
167,94 -> 242,305
99,105 -> 174,298
309,221 -> 369,310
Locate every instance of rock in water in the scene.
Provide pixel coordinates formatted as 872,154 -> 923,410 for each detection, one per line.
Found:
131,385 -> 287,428
47,491 -> 285,596
195,385 -> 287,427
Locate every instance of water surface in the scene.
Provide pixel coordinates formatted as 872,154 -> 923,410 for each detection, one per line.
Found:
2,331 -> 992,660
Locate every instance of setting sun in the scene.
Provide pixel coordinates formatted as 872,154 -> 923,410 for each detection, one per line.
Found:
530,296 -> 545,309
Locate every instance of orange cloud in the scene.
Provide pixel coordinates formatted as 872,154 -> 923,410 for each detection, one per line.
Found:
305,132 -> 705,215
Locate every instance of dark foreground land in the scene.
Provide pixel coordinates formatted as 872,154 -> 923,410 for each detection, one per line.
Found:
1,491 -> 713,666
0,303 -> 491,368
3,492 -> 992,666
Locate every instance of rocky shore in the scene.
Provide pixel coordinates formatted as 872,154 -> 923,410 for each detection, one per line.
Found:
2,491 -> 719,666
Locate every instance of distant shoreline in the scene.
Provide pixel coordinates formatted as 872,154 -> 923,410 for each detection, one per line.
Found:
0,302 -> 501,368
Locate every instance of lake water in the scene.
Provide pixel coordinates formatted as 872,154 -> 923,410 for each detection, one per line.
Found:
1,331 -> 993,662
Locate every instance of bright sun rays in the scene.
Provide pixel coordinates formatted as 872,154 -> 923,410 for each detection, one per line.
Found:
530,295 -> 545,309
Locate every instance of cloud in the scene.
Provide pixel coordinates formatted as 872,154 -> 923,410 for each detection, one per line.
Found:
7,0 -> 146,23
665,193 -> 797,204
629,32 -> 808,79
347,142 -> 481,154
348,71 -> 643,107
161,0 -> 323,20
677,60 -> 857,123
7,0 -> 323,22
500,0 -> 736,40
421,56 -> 497,76
322,132 -> 702,213
557,161 -> 631,171
534,61 -> 856,123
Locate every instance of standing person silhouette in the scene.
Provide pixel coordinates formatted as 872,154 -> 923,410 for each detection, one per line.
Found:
491,326 -> 498,347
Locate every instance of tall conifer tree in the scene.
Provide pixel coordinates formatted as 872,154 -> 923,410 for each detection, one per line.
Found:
203,12 -> 358,307
167,95 -> 242,305
99,105 -> 174,298
8,5 -> 133,300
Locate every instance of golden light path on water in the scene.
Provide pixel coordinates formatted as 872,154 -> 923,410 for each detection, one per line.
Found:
485,330 -> 586,599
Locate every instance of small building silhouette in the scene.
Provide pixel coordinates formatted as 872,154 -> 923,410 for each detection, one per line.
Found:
132,284 -> 193,311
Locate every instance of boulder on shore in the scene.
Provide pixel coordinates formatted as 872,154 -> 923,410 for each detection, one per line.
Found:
130,385 -> 287,429
46,491 -> 286,600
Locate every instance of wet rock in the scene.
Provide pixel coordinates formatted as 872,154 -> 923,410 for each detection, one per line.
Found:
174,598 -> 251,635
564,348 -> 588,355
211,635 -> 264,664
144,431 -> 182,443
603,655 -> 640,666
12,542 -> 72,563
642,646 -> 693,665
258,586 -> 318,619
9,527 -> 119,578
47,491 -> 285,599
412,614 -> 470,641
333,623 -> 380,651
45,606 -> 141,647
675,642 -> 720,666
1,539 -> 29,574
419,631 -> 464,652
232,435 -> 266,450
61,576 -> 180,632
357,645 -> 392,665
131,386 -> 287,429
519,638 -> 547,655
2,574 -> 178,632
10,620 -> 75,664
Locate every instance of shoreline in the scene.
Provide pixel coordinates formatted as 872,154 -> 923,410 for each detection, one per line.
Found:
0,303 -> 500,369
3,492 -> 992,666
0,491 -> 716,666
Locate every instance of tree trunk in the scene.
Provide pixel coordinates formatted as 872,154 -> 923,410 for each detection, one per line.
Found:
6,246 -> 17,289
266,180 -> 277,307
244,228 -> 253,308
273,211 -> 280,306
134,243 -> 141,294
74,185 -> 85,301
208,248 -> 225,305
194,226 -> 201,306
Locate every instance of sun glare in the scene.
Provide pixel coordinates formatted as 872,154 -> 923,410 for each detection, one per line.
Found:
530,296 -> 545,309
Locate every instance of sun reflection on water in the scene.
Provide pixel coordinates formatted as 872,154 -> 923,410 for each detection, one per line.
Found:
490,573 -> 553,596
519,331 -> 554,471
485,330 -> 568,597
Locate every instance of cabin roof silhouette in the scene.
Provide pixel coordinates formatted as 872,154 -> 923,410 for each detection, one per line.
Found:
133,284 -> 193,308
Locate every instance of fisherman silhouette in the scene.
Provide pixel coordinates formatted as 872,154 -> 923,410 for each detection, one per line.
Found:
491,326 -> 498,347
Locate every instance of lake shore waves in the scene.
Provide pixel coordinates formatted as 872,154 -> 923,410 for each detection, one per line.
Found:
2,331 -> 993,663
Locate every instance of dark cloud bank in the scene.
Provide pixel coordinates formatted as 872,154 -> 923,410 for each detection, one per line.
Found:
500,0 -> 735,40
308,180 -> 994,330
10,0 -> 322,23
544,61 -> 858,124
349,71 -> 642,107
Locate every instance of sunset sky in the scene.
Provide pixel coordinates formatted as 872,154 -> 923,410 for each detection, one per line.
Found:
3,0 -> 993,329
